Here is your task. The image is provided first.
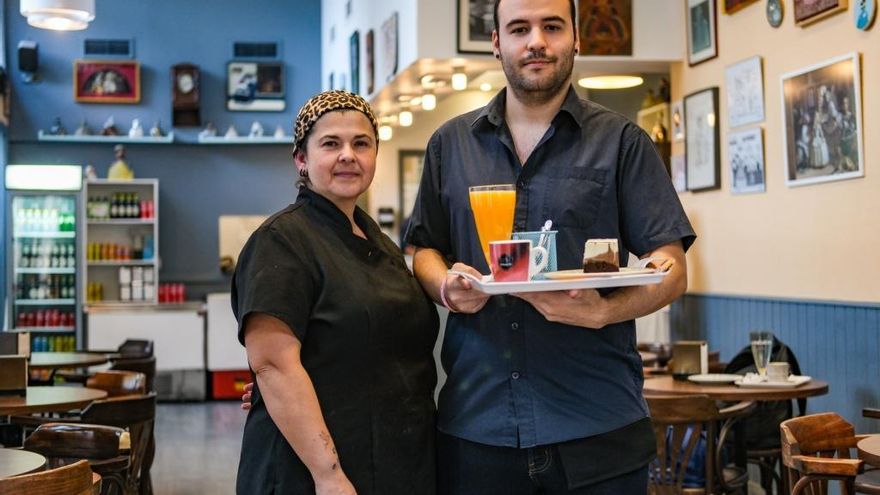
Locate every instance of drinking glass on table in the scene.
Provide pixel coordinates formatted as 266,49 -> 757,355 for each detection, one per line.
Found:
749,330 -> 774,378
468,184 -> 516,266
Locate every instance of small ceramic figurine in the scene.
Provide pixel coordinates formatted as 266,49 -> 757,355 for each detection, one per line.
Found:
198,122 -> 217,140
101,116 -> 120,136
249,121 -> 264,138
74,119 -> 91,136
108,144 -> 134,180
49,117 -> 67,136
128,118 -> 144,138
84,165 -> 97,180
274,125 -> 286,139
225,125 -> 239,138
149,120 -> 164,137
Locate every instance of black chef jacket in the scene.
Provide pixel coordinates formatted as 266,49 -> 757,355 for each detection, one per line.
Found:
232,187 -> 439,495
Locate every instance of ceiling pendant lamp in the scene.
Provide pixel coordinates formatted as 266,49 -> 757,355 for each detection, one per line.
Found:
21,0 -> 96,31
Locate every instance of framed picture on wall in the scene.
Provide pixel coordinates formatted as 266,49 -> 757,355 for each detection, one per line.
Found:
722,0 -> 760,14
457,0 -> 494,54
794,0 -> 848,26
366,29 -> 375,94
381,12 -> 399,82
227,62 -> 285,111
728,127 -> 766,194
671,154 -> 687,193
350,31 -> 360,94
74,60 -> 140,103
684,87 -> 720,192
780,52 -> 863,187
686,0 -> 717,66
398,149 -> 426,225
578,0 -> 632,56
725,56 -> 765,128
671,100 -> 685,142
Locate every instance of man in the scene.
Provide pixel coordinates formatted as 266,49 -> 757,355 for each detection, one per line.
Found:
405,0 -> 696,493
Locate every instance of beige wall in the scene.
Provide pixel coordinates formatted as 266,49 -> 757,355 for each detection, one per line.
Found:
672,5 -> 879,303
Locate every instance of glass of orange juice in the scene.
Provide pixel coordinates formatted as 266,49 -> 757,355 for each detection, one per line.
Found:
469,184 -> 516,266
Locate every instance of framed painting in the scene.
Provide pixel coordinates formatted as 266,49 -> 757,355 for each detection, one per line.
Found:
398,149 -> 426,224
723,0 -> 760,14
578,0 -> 632,56
74,60 -> 140,103
725,56 -> 765,128
794,0 -> 848,26
458,0 -> 494,54
227,62 -> 285,111
780,52 -> 863,187
381,12 -> 399,82
350,31 -> 360,94
366,29 -> 375,94
684,87 -> 721,192
686,0 -> 717,66
728,127 -> 766,194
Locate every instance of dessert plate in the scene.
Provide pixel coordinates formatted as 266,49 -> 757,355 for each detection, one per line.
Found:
544,267 -> 655,280
687,373 -> 742,384
447,269 -> 667,295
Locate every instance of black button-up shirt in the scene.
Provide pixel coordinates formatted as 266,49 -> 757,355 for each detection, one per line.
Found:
406,86 -> 696,449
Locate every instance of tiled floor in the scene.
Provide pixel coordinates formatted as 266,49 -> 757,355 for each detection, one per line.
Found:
153,401 -> 245,495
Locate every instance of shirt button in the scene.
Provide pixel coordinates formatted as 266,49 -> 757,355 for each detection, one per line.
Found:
511,371 -> 520,380
517,180 -> 526,188
511,322 -> 519,330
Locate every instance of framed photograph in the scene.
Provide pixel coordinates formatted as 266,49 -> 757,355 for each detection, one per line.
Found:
794,0 -> 848,26
686,0 -> 718,66
350,31 -> 360,94
366,29 -> 375,94
728,127 -> 766,194
725,56 -> 765,128
398,149 -> 426,224
73,60 -> 140,103
780,52 -> 863,187
684,87 -> 721,192
381,12 -> 399,82
671,101 -> 685,142
723,0 -> 760,14
458,0 -> 494,54
227,62 -> 285,112
578,0 -> 632,55
671,154 -> 687,193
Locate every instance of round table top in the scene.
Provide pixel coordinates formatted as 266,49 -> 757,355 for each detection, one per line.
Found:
858,435 -> 880,467
28,352 -> 109,370
0,386 -> 108,416
0,448 -> 46,478
643,375 -> 829,401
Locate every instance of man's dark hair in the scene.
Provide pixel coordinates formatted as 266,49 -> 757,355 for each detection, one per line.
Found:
493,0 -> 578,39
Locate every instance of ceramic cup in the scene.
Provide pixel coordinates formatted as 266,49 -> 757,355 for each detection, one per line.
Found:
489,240 -> 548,282
766,361 -> 790,382
511,230 -> 557,276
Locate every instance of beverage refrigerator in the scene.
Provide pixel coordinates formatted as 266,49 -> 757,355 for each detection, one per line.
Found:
4,165 -> 83,352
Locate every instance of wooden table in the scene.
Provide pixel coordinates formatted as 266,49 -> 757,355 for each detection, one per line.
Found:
858,435 -> 880,467
0,387 -> 107,416
643,375 -> 829,401
28,352 -> 110,370
0,448 -> 46,478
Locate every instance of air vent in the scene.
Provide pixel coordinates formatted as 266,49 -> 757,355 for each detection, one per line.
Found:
233,42 -> 279,59
84,39 -> 134,58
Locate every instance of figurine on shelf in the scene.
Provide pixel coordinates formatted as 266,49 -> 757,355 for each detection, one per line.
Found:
49,117 -> 67,136
149,120 -> 164,137
84,164 -> 97,180
651,111 -> 669,144
658,77 -> 671,103
248,121 -> 264,138
198,122 -> 217,140
74,119 -> 91,136
128,118 -> 144,138
273,125 -> 285,139
225,125 -> 239,138
101,116 -> 120,136
108,144 -> 135,180
640,89 -> 659,109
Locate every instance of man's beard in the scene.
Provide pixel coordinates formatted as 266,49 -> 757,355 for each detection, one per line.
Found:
500,44 -> 575,105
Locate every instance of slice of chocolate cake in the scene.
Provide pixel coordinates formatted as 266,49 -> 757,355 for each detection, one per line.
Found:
583,239 -> 619,273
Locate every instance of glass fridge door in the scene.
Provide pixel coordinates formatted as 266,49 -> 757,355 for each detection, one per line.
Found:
8,193 -> 79,352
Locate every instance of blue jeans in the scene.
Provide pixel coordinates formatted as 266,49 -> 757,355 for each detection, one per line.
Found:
437,432 -> 648,495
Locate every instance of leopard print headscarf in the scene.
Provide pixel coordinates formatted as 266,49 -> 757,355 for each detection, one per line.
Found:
293,90 -> 379,153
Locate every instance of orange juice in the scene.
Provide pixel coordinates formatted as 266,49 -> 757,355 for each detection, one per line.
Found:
469,185 -> 516,265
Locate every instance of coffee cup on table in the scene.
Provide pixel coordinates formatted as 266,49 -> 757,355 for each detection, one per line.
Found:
489,240 -> 548,282
766,362 -> 790,382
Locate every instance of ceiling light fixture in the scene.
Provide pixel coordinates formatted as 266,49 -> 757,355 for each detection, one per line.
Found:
20,0 -> 95,31
479,83 -> 492,92
451,68 -> 468,91
378,124 -> 393,141
577,75 -> 644,90
421,92 -> 436,111
399,108 -> 413,127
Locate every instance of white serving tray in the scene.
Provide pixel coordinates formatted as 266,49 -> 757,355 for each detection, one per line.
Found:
734,375 -> 812,388
448,269 -> 667,295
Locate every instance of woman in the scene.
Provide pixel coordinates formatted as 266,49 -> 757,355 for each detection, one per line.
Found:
233,90 -> 438,494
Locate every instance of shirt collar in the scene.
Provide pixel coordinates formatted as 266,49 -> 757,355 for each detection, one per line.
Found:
471,85 -> 586,131
298,187 -> 378,238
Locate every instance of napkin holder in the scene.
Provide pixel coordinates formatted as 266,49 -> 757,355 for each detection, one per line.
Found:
0,355 -> 28,396
0,332 -> 31,358
671,340 -> 708,380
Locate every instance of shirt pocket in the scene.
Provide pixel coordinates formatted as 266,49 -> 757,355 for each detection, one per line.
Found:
543,167 -> 608,230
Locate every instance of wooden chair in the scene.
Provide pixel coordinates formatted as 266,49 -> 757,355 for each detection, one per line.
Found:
780,412 -> 880,495
24,423 -> 129,495
86,371 -> 146,398
107,357 -> 156,495
0,458 -> 97,495
57,340 -> 154,385
646,394 -> 756,495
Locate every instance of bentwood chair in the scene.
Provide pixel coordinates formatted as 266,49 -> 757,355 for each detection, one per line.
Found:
646,394 -> 755,495
0,458 -> 99,495
780,412 -> 880,495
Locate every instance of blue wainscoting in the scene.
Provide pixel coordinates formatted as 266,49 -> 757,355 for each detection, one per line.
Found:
670,293 -> 880,433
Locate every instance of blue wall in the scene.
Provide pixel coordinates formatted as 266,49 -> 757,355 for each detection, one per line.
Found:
1,0 -> 322,312
670,294 -> 880,434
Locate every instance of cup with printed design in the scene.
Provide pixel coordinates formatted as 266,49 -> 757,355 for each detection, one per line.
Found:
489,240 -> 548,282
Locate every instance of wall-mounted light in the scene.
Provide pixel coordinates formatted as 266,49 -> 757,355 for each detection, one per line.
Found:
577,75 -> 644,90
399,108 -> 413,127
20,0 -> 95,31
421,92 -> 436,111
451,68 -> 467,91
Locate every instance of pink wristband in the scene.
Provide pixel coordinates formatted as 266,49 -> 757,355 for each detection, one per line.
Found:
439,277 -> 460,313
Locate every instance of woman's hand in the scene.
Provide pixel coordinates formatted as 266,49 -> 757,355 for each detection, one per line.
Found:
315,471 -> 357,495
240,381 -> 254,411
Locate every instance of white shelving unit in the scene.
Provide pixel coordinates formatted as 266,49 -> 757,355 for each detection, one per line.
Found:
83,179 -> 160,305
197,135 -> 293,144
38,131 -> 175,144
